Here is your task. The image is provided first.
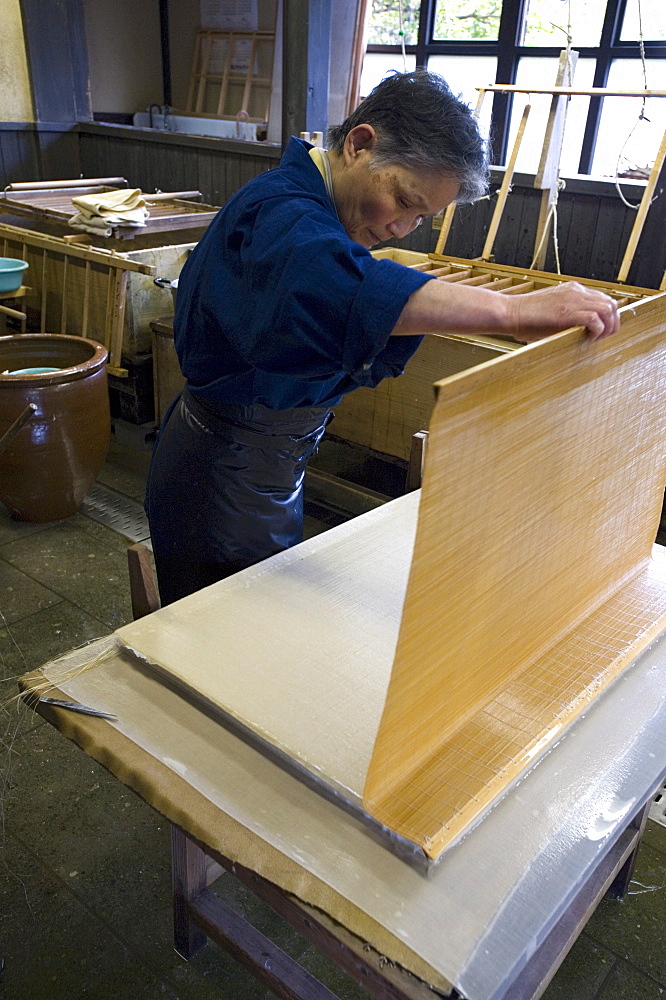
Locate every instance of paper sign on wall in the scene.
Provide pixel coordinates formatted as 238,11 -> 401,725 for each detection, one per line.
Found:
204,36 -> 257,75
201,0 -> 259,31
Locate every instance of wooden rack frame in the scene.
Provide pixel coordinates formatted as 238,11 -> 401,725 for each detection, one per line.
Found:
0,222 -> 156,375
185,29 -> 275,123
436,82 -> 666,287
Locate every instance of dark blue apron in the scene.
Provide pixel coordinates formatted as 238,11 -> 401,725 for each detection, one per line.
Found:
145,388 -> 332,605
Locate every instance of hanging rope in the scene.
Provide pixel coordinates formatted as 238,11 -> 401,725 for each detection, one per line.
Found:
615,0 -> 652,210
397,0 -> 407,72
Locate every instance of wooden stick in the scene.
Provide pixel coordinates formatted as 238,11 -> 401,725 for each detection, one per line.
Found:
217,33 -> 235,116
60,256 -> 68,334
0,404 -> 36,457
4,177 -> 127,191
197,33 -> 213,113
477,85 -> 666,98
40,248 -> 47,330
617,126 -> 666,283
240,35 -> 258,117
532,50 -> 578,270
434,89 -> 487,256
106,268 -> 129,371
480,103 -> 531,262
81,260 -> 91,340
434,203 -> 457,256
0,222 -> 155,273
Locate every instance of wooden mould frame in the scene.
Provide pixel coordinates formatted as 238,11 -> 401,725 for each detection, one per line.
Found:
363,282 -> 666,859
330,248 -> 658,462
0,221 -> 157,375
112,248 -> 666,864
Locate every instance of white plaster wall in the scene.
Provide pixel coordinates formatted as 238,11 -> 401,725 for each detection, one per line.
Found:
0,0 -> 34,121
84,0 -> 163,113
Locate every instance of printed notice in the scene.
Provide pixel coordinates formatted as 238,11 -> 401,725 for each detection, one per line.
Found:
205,36 -> 256,75
200,0 -> 258,31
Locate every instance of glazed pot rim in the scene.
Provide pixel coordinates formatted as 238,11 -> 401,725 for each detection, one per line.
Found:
0,334 -> 108,383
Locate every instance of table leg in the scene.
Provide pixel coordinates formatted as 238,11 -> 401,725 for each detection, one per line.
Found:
171,824 -> 208,958
609,799 -> 651,899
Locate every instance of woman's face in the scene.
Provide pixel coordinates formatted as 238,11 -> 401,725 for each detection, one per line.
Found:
333,126 -> 461,249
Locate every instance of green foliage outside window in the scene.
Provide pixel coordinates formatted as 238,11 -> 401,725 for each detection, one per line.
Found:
433,1 -> 501,40
366,0 -> 421,46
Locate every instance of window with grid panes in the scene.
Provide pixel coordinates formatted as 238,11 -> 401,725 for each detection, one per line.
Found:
361,0 -> 666,176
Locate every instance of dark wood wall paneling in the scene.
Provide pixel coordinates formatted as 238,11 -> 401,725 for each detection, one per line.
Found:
76,125 -> 281,208
0,124 -> 81,187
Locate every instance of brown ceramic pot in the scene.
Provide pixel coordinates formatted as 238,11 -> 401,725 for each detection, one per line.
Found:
0,334 -> 110,521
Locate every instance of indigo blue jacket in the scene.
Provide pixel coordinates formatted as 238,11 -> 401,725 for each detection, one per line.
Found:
173,138 -> 433,409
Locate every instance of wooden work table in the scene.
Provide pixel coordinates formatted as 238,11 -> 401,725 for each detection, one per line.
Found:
18,494 -> 666,1000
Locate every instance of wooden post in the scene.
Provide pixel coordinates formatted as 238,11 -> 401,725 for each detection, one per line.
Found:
171,826 -> 208,959
480,103 -> 531,262
617,126 -> 666,283
434,88 -> 487,256
105,268 -> 129,374
282,0 -> 332,147
532,50 -> 579,270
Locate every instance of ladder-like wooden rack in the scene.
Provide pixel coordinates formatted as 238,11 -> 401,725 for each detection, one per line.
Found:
436,79 -> 666,288
185,30 -> 275,124
0,222 -> 156,375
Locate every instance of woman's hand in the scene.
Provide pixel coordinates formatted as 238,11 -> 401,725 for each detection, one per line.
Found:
506,282 -> 620,343
393,276 -> 621,343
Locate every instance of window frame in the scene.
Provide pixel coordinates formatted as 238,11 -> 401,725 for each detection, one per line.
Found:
363,0 -> 666,173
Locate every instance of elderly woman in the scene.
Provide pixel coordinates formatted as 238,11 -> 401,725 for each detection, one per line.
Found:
145,71 -> 618,605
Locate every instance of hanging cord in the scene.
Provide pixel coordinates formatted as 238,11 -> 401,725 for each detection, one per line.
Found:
397,0 -> 407,72
615,0 -> 652,209
530,178 -> 567,273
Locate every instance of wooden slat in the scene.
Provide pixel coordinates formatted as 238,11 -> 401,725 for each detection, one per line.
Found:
617,126 -> 666,283
5,177 -> 127,191
478,85 -> 666,98
0,222 -> 155,274
240,35 -> 258,115
40,248 -> 47,329
481,103 -> 531,262
81,260 -> 91,339
105,268 -> 129,371
60,255 -> 68,333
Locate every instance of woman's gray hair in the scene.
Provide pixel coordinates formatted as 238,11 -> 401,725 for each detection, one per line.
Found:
326,70 -> 488,204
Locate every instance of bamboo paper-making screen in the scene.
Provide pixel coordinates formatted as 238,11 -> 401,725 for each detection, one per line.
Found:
115,288 -> 666,865
364,291 -> 666,859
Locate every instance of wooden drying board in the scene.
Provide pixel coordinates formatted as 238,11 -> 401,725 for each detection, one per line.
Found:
364,290 -> 666,858
0,183 -> 218,241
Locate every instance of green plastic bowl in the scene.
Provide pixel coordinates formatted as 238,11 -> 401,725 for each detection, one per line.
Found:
0,258 -> 29,294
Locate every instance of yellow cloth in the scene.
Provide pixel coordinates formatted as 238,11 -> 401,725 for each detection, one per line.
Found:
70,187 -> 149,225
